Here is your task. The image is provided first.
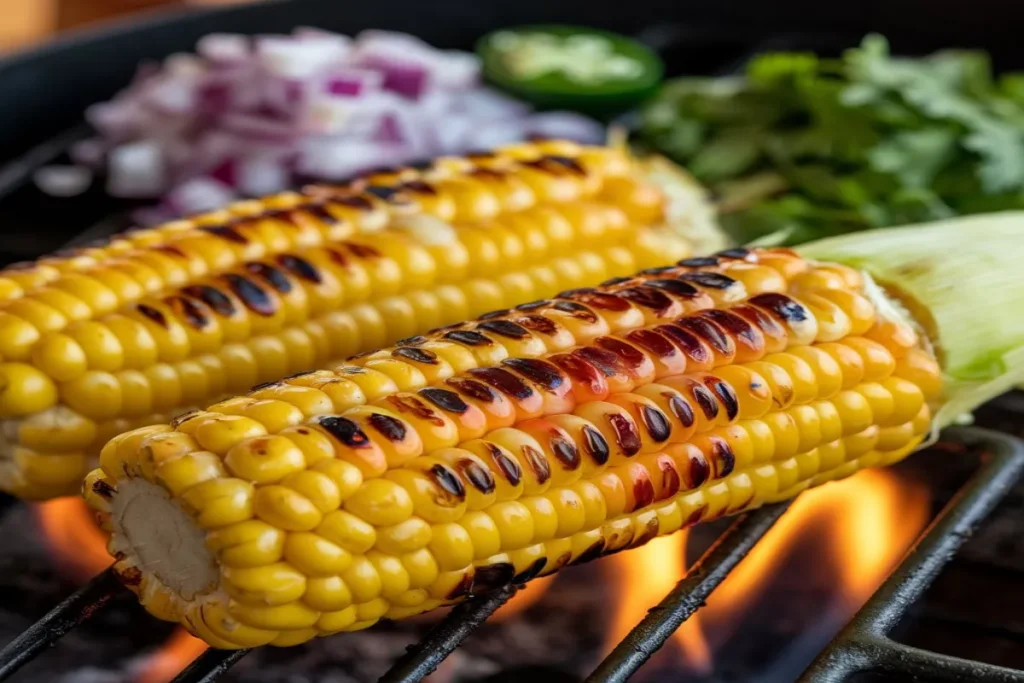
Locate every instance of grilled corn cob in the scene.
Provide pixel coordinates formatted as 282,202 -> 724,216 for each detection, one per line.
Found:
86,212 -> 1024,649
0,141 -> 714,500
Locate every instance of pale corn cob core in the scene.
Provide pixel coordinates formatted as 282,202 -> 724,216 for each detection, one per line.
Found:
84,247 -> 942,648
0,141 -> 707,500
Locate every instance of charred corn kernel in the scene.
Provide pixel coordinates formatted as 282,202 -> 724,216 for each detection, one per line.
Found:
87,246 -> 946,647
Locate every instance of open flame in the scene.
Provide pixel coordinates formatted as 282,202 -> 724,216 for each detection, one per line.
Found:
603,468 -> 931,676
34,498 -> 207,683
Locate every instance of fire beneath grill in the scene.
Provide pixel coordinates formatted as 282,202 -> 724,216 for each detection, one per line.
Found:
22,464 -> 931,683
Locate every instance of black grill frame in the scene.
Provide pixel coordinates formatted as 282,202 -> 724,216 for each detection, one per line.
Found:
0,426 -> 1020,683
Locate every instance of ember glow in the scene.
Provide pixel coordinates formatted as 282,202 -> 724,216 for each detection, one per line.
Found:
492,574 -> 557,621
602,468 -> 930,676
34,498 -> 207,683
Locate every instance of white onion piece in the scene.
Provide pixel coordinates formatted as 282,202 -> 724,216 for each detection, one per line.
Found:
297,138 -> 406,180
526,111 -> 607,144
34,165 -> 94,197
165,177 -> 236,215
107,141 -> 167,198
467,120 -> 530,149
448,88 -> 531,119
237,157 -> 289,196
257,36 -> 345,79
197,34 -> 251,65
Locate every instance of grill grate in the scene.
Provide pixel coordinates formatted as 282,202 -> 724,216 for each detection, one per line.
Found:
0,427 -> 1020,683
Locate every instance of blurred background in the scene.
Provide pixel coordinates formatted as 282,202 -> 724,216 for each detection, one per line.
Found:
0,0 -> 245,52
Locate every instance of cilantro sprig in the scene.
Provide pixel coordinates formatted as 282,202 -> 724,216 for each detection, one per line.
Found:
639,35 -> 1024,244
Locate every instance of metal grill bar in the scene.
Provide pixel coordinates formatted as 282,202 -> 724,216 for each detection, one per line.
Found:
799,426 -> 1024,683
585,502 -> 790,683
0,567 -> 121,681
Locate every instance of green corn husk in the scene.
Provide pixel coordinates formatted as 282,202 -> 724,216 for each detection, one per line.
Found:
798,211 -> 1024,428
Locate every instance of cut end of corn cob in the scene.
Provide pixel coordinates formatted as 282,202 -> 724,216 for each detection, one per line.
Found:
0,141 -> 721,500
83,240 -> 970,649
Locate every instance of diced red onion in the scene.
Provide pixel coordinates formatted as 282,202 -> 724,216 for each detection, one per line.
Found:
34,165 -> 94,198
165,177 -> 236,215
107,141 -> 167,198
81,28 -> 604,213
197,33 -> 251,65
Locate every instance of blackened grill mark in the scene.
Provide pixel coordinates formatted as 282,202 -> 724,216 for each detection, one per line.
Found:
327,248 -> 348,267
385,395 -> 445,426
631,516 -> 661,548
552,353 -> 606,396
639,266 -> 676,275
600,276 -> 633,287
245,262 -> 293,294
392,347 -> 439,364
170,409 -> 201,428
574,346 -> 623,378
632,471 -> 656,511
472,563 -> 515,594
680,272 -> 737,289
521,445 -> 551,484
516,315 -> 559,336
446,377 -> 498,403
551,300 -> 598,322
677,256 -> 719,267
716,247 -> 751,259
550,436 -> 581,470
658,458 -> 682,498
446,573 -> 474,600
646,279 -> 699,297
479,309 -> 511,320
731,304 -> 786,341
397,335 -> 427,346
692,384 -> 720,421
419,388 -> 470,414
136,304 -> 167,327
618,286 -> 674,313
710,437 -> 736,477
543,155 -> 586,174
640,406 -> 671,442
345,243 -> 382,259
677,317 -> 733,356
318,416 -> 371,448
152,245 -> 188,259
468,167 -> 507,180
444,330 -> 493,346
468,367 -> 534,400
687,450 -> 711,488
457,459 -> 496,494
512,558 -> 547,584
658,324 -> 712,365
222,274 -> 275,316
401,180 -> 438,194
486,443 -> 522,486
251,380 -> 282,392
332,195 -> 374,210
501,358 -> 564,391
571,539 -> 607,565
166,296 -> 209,329
748,292 -> 810,323
477,320 -> 529,339
704,376 -> 740,421
667,394 -> 695,428
607,414 -> 641,456
365,185 -> 399,201
368,413 -> 407,441
276,254 -> 322,284
581,425 -> 610,465
515,300 -> 549,311
201,225 -> 249,243
303,203 -> 339,225
91,478 -> 116,499
703,309 -> 759,349
568,291 -> 631,312
428,464 -> 466,499
627,329 -> 677,360
595,337 -> 647,371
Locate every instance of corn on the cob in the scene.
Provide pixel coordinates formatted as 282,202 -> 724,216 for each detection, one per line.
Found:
83,236 -> 967,649
0,141 -> 710,500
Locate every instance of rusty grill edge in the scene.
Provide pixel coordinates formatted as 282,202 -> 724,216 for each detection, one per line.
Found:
0,426 -> 1020,682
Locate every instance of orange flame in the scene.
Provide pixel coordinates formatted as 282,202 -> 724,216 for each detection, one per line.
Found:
34,498 -> 206,683
33,497 -> 111,582
604,468 -> 930,673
